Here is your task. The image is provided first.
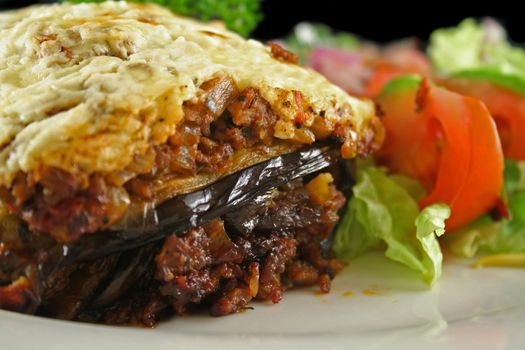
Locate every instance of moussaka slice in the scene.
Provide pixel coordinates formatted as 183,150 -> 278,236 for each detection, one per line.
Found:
0,2 -> 382,325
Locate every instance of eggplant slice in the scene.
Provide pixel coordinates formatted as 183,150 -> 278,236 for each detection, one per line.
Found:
46,146 -> 339,266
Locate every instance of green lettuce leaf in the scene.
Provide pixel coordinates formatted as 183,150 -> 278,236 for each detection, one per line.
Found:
446,160 -> 525,257
428,18 -> 525,92
428,18 -> 485,74
333,161 -> 450,285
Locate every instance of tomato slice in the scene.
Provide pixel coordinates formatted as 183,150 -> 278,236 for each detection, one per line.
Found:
425,85 -> 504,229
375,76 -> 444,190
443,77 -> 525,160
418,79 -> 471,209
377,76 -> 504,231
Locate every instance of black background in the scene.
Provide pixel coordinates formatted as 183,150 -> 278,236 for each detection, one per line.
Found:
2,0 -> 525,43
253,1 -> 525,43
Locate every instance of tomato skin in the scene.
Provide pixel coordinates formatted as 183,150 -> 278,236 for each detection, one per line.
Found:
425,87 -> 504,229
417,80 -> 472,211
377,76 -> 504,231
443,78 -> 525,160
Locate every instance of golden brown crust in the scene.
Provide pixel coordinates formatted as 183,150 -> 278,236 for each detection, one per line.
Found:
0,2 -> 379,188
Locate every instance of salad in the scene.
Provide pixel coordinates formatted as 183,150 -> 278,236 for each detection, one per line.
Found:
285,19 -> 525,284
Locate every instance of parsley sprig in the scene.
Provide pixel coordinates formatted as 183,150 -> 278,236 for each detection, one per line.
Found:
63,0 -> 263,37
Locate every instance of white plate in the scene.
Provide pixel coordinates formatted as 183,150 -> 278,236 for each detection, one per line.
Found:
2,252 -> 525,350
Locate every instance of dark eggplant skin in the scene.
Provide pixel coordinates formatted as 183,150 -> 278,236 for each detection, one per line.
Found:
88,243 -> 159,309
38,146 -> 339,277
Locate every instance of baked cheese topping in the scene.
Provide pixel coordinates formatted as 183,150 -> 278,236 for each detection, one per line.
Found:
0,1 -> 377,187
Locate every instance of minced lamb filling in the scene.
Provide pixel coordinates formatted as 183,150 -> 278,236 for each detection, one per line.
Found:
0,174 -> 346,326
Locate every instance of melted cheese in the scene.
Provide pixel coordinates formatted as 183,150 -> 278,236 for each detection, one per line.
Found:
0,1 -> 377,187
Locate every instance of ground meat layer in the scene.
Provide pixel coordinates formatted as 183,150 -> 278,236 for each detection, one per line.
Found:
0,77 -> 337,242
0,174 -> 345,326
